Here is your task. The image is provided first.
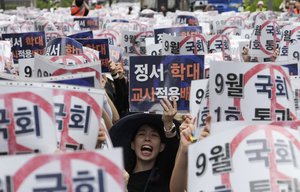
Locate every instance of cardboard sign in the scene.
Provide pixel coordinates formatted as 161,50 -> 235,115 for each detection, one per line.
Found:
209,61 -> 296,123
154,26 -> 203,44
162,33 -> 208,55
129,55 -> 204,112
45,37 -> 83,56
0,149 -> 124,192
188,123 -> 300,192
74,17 -> 99,30
0,81 -> 57,155
2,32 -> 46,64
76,39 -> 110,72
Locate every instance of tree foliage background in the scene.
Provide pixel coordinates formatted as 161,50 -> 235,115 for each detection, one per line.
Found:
38,0 -> 284,12
244,0 -> 282,12
37,0 -> 73,9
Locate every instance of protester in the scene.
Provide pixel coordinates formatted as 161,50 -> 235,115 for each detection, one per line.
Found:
294,1 -> 300,14
128,6 -> 133,15
256,1 -> 266,12
279,0 -> 288,12
109,97 -> 180,191
170,115 -> 211,192
160,5 -> 167,17
71,0 -> 89,16
288,0 -> 296,13
108,60 -> 129,117
1,1 -> 300,191
95,0 -> 106,9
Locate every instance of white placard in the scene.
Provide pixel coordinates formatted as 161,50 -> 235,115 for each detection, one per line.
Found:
0,81 -> 57,155
188,123 -> 300,192
209,61 -> 296,123
0,149 -> 124,192
291,76 -> 300,120
49,84 -> 105,151
208,34 -> 231,61
146,43 -> 162,56
162,33 -> 208,55
190,79 -> 209,133
249,20 -> 281,62
277,25 -> 300,62
0,71 -> 100,89
33,54 -> 101,81
121,30 -> 153,56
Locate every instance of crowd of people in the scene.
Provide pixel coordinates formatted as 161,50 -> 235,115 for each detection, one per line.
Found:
0,0 -> 299,191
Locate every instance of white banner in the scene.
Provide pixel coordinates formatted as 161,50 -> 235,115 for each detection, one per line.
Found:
0,149 -> 124,192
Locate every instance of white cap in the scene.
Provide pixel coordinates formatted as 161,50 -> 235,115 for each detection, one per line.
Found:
257,1 -> 264,5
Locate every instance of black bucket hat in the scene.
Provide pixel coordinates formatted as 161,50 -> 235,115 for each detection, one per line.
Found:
109,113 -> 180,172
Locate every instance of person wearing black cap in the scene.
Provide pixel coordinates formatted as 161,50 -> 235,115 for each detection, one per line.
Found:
109,97 -> 179,192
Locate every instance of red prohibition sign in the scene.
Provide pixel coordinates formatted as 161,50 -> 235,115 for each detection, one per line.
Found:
0,92 -> 54,154
52,67 -> 101,81
282,26 -> 300,48
225,16 -> 245,27
96,29 -> 119,46
257,20 -> 281,56
53,90 -> 102,151
82,48 -> 100,63
223,16 -> 245,34
132,31 -> 154,56
50,55 -> 84,65
233,63 -> 297,121
220,124 -> 300,191
208,34 -> 231,59
13,152 -> 124,192
179,34 -> 207,55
